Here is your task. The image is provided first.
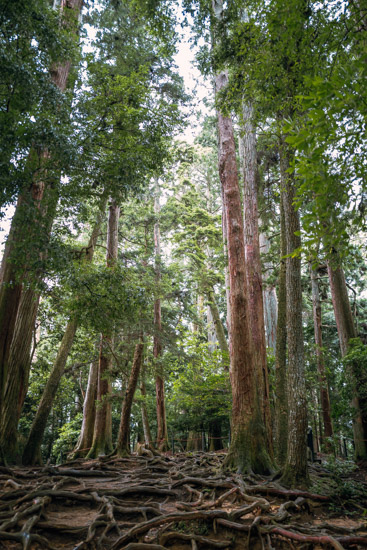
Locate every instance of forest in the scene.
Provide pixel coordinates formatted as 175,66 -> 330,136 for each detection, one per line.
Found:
0,0 -> 367,548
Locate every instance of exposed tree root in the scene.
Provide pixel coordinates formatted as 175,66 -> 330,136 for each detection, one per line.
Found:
0,452 -> 366,549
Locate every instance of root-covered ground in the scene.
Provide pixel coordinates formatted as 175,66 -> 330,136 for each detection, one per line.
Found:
0,452 -> 367,549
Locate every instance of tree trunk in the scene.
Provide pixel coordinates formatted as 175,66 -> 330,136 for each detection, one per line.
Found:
327,256 -> 367,460
0,289 -> 40,462
21,197 -> 106,465
140,363 -> 153,449
259,232 -> 278,353
22,318 -> 78,465
0,0 -> 83,463
209,418 -> 222,451
186,431 -> 204,452
70,357 -> 99,459
279,140 -> 308,487
215,69 -> 272,474
274,193 -> 288,467
310,263 -> 333,450
153,184 -> 168,451
116,340 -> 144,457
88,199 -> 119,458
242,102 -> 272,456
206,287 -> 229,357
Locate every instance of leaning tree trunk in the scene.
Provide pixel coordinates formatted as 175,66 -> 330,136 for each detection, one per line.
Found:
22,318 -> 78,465
88,200 -> 120,458
242,102 -> 272,456
0,0 -> 83,463
214,70 -> 272,473
116,339 -> 144,457
274,193 -> 288,467
327,255 -> 367,460
69,357 -> 99,459
310,263 -> 333,450
22,197 -> 106,465
153,184 -> 168,452
279,139 -> 308,487
205,287 -> 229,358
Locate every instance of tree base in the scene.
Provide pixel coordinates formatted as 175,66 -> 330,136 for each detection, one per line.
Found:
280,464 -> 310,489
224,420 -> 274,475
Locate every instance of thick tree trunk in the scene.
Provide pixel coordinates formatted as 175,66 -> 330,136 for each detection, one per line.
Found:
327,257 -> 367,460
116,340 -> 144,456
0,289 -> 40,462
242,102 -> 272,456
274,193 -> 288,467
259,232 -> 278,353
153,185 -> 168,452
0,0 -> 83,463
310,263 -> 333,449
279,140 -> 308,487
215,70 -> 272,474
70,358 -> 99,459
22,318 -> 78,465
88,200 -> 119,458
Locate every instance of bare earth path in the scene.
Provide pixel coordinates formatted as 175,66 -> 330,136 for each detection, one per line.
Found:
0,452 -> 367,549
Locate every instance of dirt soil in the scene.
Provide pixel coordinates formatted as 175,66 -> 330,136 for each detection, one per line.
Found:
0,451 -> 367,549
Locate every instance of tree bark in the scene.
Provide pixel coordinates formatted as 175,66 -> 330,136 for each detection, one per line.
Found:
22,196 -> 106,465
279,139 -> 308,487
70,357 -> 99,459
242,102 -> 272,456
116,340 -> 144,456
215,69 -> 272,474
274,193 -> 288,467
259,232 -> 278,353
22,317 -> 78,465
0,0 -> 83,463
0,289 -> 40,462
140,363 -> 153,449
206,288 -> 229,357
327,256 -> 367,460
310,263 -> 333,449
88,199 -> 120,458
153,184 -> 168,452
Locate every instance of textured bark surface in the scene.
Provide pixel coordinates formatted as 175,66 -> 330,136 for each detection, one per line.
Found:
22,318 -> 79,465
279,141 -> 308,487
22,198 -> 106,465
140,365 -> 153,449
259,232 -> 278,352
0,289 -> 40,461
328,257 -> 367,460
153,187 -> 168,452
275,193 -> 288,467
71,358 -> 99,459
116,341 -> 144,456
242,102 -> 272,456
206,288 -> 229,357
88,200 -> 119,458
0,0 -> 83,463
310,264 -> 333,448
215,70 -> 272,474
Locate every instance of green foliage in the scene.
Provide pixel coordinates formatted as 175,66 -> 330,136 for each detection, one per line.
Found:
51,413 -> 83,463
168,328 -> 230,432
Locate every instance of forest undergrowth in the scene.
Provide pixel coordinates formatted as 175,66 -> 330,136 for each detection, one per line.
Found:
0,451 -> 367,550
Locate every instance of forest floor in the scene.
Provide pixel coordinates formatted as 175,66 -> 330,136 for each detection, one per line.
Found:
1,451 -> 367,550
